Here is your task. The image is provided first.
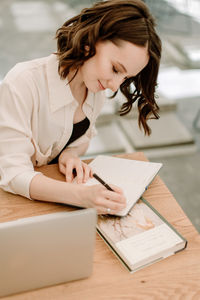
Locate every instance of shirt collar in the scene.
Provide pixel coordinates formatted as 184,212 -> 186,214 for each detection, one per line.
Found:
46,54 -> 74,113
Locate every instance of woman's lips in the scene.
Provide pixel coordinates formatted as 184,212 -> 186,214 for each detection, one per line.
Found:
98,80 -> 105,90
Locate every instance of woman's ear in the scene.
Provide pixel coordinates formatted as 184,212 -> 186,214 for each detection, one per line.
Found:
84,45 -> 90,56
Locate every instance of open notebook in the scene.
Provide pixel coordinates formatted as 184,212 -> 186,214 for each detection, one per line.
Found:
85,155 -> 162,217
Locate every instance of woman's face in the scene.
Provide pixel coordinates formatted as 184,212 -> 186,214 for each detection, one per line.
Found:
79,39 -> 149,93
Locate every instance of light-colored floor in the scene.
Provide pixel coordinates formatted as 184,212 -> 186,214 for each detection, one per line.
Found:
0,0 -> 199,232
152,97 -> 200,233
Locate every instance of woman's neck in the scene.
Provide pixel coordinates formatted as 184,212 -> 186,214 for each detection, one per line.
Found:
68,69 -> 88,105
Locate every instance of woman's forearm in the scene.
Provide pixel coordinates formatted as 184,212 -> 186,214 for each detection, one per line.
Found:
29,170 -> 127,215
29,173 -> 84,207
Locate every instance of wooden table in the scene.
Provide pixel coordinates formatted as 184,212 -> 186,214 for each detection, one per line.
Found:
1,152 -> 200,300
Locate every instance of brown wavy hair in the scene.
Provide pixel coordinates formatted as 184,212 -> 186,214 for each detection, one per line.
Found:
55,0 -> 162,135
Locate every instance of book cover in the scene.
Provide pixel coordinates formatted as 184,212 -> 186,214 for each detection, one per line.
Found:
97,197 -> 187,273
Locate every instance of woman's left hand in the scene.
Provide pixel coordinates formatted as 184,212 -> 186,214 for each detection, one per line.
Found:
58,149 -> 92,183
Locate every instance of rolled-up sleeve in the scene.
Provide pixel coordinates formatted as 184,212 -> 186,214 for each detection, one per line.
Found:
0,81 -> 40,198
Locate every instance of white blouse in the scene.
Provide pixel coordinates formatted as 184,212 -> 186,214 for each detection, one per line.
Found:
0,54 -> 105,199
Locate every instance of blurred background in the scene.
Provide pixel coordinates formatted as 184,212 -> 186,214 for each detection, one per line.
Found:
0,0 -> 199,232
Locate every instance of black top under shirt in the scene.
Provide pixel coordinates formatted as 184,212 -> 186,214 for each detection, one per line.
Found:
49,117 -> 90,164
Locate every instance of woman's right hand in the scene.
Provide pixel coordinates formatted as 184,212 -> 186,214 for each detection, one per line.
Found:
81,183 -> 127,215
30,173 -> 126,215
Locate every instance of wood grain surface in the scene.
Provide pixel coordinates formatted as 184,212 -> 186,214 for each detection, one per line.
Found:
0,152 -> 200,300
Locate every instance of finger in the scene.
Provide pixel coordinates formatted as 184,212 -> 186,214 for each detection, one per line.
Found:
103,189 -> 127,205
94,205 -> 113,215
89,167 -> 93,178
95,204 -> 123,215
59,163 -> 66,176
108,184 -> 124,195
76,165 -> 84,184
93,194 -> 126,212
65,161 -> 74,182
95,206 -> 110,215
102,198 -> 126,212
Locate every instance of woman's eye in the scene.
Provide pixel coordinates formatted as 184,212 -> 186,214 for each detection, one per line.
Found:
112,66 -> 119,74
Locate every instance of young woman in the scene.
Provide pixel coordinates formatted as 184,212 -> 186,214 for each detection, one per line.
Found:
0,0 -> 161,214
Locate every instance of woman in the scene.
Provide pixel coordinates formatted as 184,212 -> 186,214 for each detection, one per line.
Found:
0,0 -> 161,214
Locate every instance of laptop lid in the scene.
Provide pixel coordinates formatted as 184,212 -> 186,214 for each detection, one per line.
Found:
0,208 -> 96,297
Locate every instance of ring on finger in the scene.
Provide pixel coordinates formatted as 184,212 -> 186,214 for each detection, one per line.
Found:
106,208 -> 111,214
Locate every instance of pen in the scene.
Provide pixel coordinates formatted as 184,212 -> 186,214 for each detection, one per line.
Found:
93,173 -> 114,191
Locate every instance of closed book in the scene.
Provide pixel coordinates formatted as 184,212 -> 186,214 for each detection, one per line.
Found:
97,197 -> 187,272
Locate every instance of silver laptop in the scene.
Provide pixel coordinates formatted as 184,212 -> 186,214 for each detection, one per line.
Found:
0,208 -> 96,297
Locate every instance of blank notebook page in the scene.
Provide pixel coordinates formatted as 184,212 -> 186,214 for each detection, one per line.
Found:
85,155 -> 162,216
